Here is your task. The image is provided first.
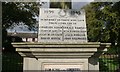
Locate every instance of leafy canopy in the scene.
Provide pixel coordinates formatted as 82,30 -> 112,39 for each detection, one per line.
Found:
2,2 -> 39,30
83,2 -> 120,45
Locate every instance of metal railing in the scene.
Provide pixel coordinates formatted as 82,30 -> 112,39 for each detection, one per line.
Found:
99,52 -> 119,72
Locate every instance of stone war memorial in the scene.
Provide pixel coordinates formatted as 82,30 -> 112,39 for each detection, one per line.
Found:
12,1 -> 111,72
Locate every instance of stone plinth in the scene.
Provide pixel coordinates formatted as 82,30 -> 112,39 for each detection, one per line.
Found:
12,42 -> 111,71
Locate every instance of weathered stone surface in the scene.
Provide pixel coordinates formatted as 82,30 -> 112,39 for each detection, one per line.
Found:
12,42 -> 111,71
11,7 -> 111,71
38,8 -> 87,43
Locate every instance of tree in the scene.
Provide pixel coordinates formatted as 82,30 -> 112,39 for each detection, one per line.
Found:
83,2 -> 120,45
83,2 -> 120,69
2,2 -> 39,30
2,2 -> 40,51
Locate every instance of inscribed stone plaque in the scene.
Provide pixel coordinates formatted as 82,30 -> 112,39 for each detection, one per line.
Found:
38,8 -> 87,43
44,64 -> 83,71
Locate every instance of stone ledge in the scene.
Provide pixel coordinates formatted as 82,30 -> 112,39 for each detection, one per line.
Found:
12,42 -> 111,48
12,42 -> 101,45
12,42 -> 111,59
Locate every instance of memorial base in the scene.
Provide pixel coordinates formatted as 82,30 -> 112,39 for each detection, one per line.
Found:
12,42 -> 111,72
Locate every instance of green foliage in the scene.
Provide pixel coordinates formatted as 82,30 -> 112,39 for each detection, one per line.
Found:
99,58 -> 119,71
2,2 -> 39,49
83,2 -> 120,46
2,2 -> 39,30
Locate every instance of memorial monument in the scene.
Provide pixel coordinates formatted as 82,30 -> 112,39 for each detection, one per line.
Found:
12,1 -> 111,72
38,8 -> 87,43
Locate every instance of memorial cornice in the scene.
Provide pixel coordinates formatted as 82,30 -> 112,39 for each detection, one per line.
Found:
12,42 -> 111,59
